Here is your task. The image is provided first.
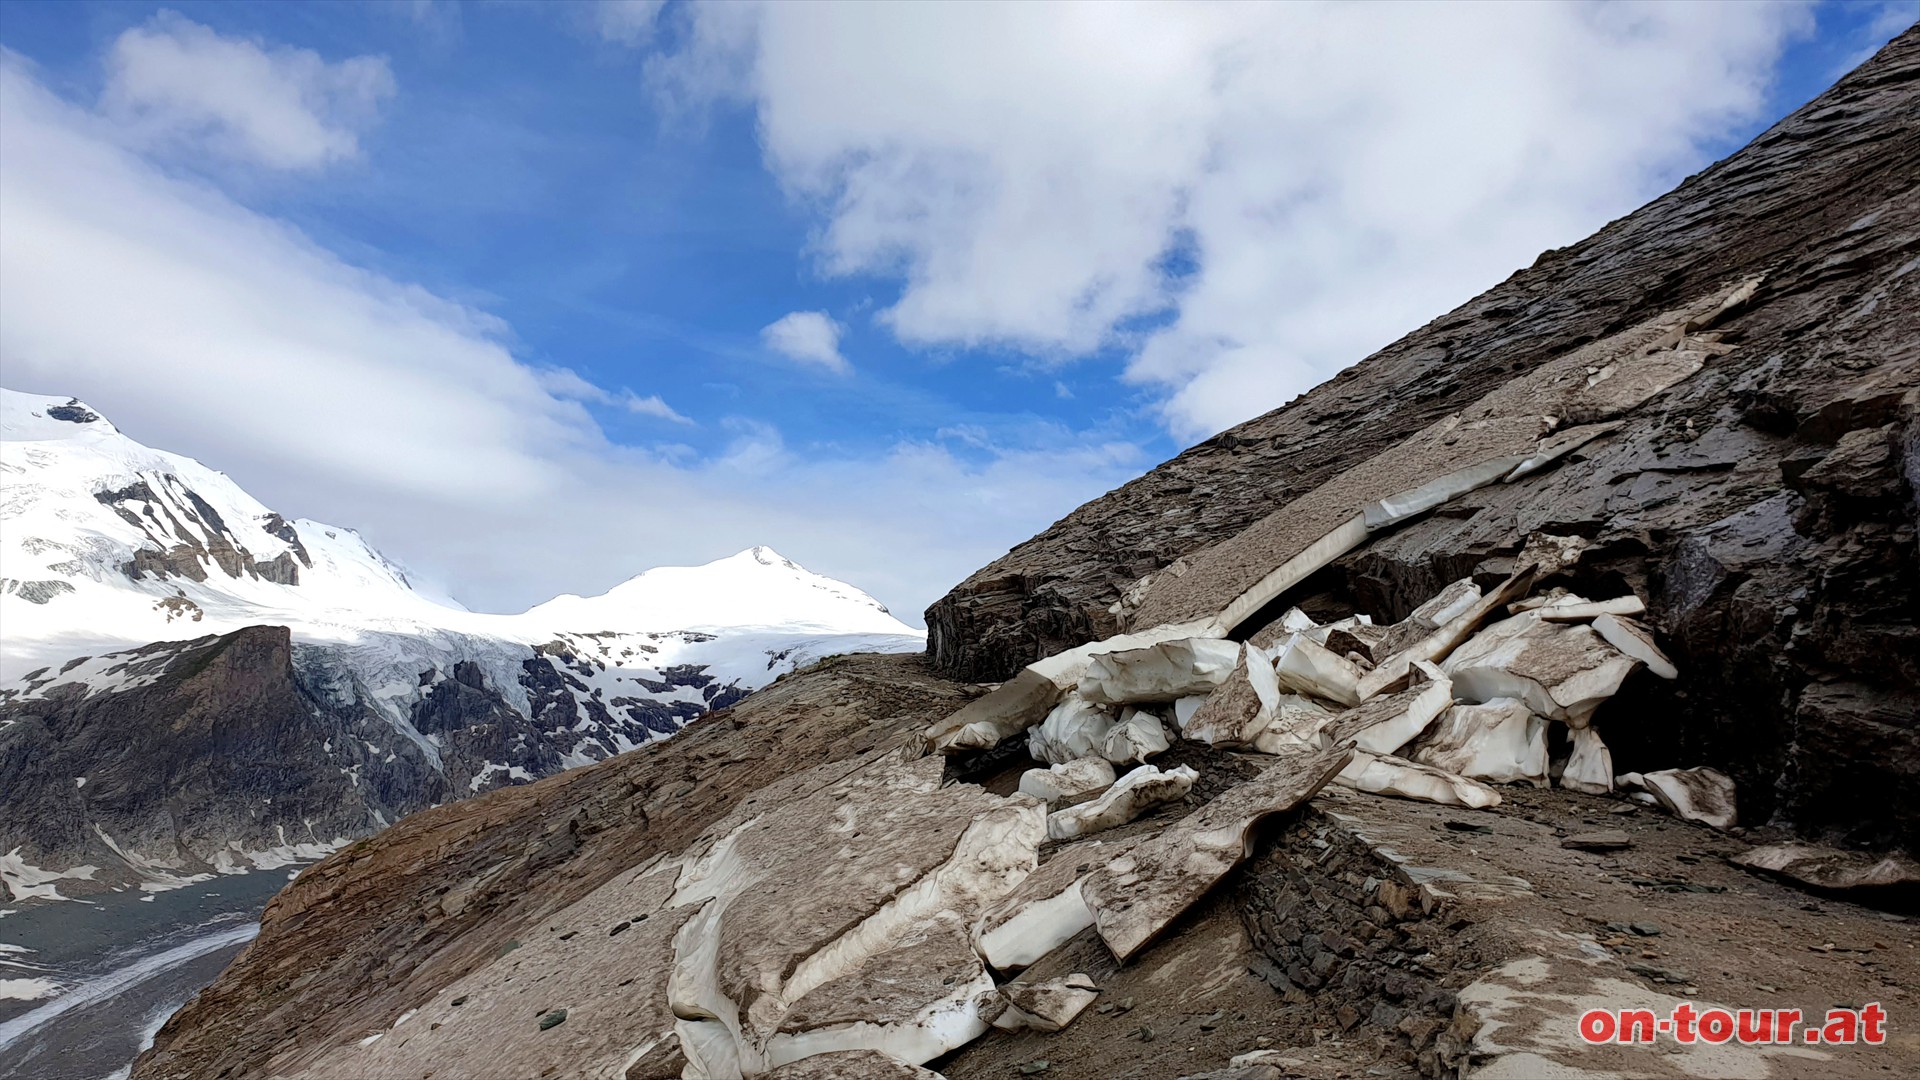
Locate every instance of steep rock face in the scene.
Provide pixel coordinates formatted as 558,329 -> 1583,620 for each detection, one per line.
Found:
0,627 -> 448,885
926,32 -> 1918,683
926,31 -> 1920,849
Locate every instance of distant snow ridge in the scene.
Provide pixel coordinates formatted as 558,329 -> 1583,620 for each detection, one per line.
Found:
0,388 -> 923,891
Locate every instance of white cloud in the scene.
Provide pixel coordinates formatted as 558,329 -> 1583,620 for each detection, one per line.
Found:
760,310 -> 852,374
0,54 -> 1132,620
101,11 -> 394,170
536,367 -> 694,424
660,0 -> 1815,439
596,0 -> 668,45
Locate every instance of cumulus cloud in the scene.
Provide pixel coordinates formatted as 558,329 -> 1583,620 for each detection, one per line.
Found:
101,11 -> 394,170
760,310 -> 852,374
659,0 -> 1817,438
0,54 -> 1131,619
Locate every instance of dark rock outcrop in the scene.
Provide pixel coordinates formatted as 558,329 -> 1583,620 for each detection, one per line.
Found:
927,29 -> 1920,850
0,627 -> 448,884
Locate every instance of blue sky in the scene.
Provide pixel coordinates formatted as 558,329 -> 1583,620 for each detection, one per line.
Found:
0,1 -> 1913,620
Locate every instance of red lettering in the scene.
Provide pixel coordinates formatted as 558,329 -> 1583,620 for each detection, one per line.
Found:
1776,1008 -> 1803,1043
1579,1009 -> 1616,1044
1862,1003 -> 1887,1045
1823,1009 -> 1860,1045
1737,1009 -> 1774,1044
1672,1002 -> 1698,1044
1619,1009 -> 1657,1044
1698,1008 -> 1735,1044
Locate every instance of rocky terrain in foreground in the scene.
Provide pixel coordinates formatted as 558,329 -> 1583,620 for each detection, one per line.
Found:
134,29 -> 1917,1080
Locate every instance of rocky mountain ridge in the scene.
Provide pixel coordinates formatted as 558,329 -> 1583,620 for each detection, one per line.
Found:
0,391 -> 923,897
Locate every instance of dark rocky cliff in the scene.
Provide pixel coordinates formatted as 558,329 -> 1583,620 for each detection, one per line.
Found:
927,30 -> 1920,850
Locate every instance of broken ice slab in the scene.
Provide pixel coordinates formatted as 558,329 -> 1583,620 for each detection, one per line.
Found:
1018,758 -> 1117,804
1442,613 -> 1638,727
1077,637 -> 1243,706
1334,750 -> 1501,809
925,620 -> 1221,754
1272,634 -> 1364,706
1408,698 -> 1549,787
1046,764 -> 1197,841
1501,422 -> 1622,483
1372,578 -> 1483,661
1082,740 -> 1353,962
973,842 -> 1130,972
1172,693 -> 1208,732
765,918 -> 996,1072
987,974 -> 1100,1033
1027,693 -> 1115,766
1358,570 -> 1536,702
1621,767 -> 1737,830
1317,674 -> 1452,756
1182,644 -> 1283,748
1213,513 -> 1371,639
925,668 -> 1063,754
764,1049 -> 948,1079
664,751 -> 1046,1075
1100,707 -> 1172,764
1363,454 -> 1530,531
1592,613 -> 1677,679
1321,620 -> 1385,664
1730,842 -> 1920,896
1248,694 -> 1337,754
1559,726 -> 1613,795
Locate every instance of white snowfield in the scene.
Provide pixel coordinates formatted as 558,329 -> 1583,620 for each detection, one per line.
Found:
0,387 -> 924,751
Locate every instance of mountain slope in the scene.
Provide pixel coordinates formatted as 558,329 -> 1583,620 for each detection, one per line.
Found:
0,391 -> 922,894
126,29 -> 1920,1080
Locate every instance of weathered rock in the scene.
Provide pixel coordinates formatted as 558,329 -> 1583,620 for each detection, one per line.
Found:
1409,698 -> 1549,787
1334,751 -> 1501,809
1561,830 -> 1632,852
1018,758 -> 1117,804
989,974 -> 1100,1033
1082,741 -> 1352,961
1046,764 -> 1196,841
